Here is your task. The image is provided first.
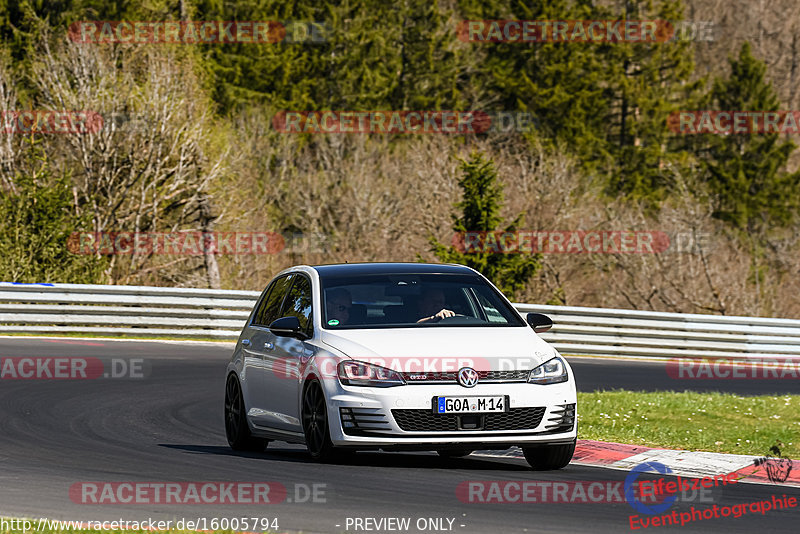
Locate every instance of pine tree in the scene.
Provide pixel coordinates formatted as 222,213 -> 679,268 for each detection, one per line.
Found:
473,0 -> 612,162
699,42 -> 800,231
387,0 -> 468,110
429,153 -> 540,297
194,0 -> 467,113
470,0 -> 700,202
602,0 -> 701,201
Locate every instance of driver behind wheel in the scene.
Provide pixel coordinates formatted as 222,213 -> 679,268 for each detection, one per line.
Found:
416,287 -> 456,323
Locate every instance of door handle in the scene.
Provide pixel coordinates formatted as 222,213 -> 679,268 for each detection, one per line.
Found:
264,342 -> 275,350
241,339 -> 251,346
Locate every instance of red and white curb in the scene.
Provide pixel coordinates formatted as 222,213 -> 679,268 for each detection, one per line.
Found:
475,440 -> 800,488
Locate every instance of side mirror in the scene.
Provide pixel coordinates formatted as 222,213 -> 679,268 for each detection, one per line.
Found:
526,313 -> 553,333
269,316 -> 308,339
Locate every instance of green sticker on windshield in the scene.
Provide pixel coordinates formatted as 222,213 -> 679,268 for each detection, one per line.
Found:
328,319 -> 340,326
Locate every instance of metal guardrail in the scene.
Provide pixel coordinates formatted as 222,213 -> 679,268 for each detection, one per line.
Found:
0,283 -> 258,339
2,282 -> 800,360
515,304 -> 800,361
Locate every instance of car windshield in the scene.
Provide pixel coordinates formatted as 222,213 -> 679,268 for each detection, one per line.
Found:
320,273 -> 525,329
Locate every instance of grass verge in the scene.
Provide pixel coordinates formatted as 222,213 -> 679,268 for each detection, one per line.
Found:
577,390 -> 800,458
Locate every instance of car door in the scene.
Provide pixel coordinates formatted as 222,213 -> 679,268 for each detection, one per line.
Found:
246,273 -> 294,427
240,282 -> 275,417
261,273 -> 314,432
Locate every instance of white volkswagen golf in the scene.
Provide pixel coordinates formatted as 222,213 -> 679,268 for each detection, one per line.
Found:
224,263 -> 577,469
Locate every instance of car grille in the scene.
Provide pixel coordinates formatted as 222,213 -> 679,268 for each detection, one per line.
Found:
391,407 -> 546,432
401,370 -> 529,384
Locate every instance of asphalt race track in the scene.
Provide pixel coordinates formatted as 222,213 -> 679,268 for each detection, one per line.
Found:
0,337 -> 798,533
569,355 -> 800,396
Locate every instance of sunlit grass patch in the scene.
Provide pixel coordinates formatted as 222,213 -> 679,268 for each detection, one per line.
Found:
577,390 -> 799,457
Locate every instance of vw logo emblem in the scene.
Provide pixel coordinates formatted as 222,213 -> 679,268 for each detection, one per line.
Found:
457,367 -> 479,388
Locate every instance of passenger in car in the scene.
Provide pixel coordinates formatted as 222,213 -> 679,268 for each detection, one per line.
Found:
416,288 -> 456,323
325,288 -> 352,325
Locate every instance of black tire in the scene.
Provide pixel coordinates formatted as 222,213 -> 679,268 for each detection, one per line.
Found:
522,440 -> 575,470
225,374 -> 269,452
302,379 -> 340,462
437,449 -> 474,458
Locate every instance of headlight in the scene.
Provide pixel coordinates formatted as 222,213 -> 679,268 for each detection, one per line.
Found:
337,361 -> 406,387
528,355 -> 568,384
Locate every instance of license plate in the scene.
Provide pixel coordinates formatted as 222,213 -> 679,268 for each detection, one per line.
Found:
435,396 -> 506,414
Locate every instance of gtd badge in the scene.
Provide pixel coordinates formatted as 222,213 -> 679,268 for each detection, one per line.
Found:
457,367 -> 479,388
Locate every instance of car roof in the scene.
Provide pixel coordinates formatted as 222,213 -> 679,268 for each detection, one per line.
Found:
310,262 -> 477,278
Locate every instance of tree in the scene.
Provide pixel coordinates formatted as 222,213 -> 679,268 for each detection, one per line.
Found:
0,141 -> 107,283
602,0 -> 701,202
473,0 -> 612,164
429,152 -> 540,297
470,0 -> 700,202
32,37 -> 229,287
194,0 -> 469,113
699,42 -> 800,232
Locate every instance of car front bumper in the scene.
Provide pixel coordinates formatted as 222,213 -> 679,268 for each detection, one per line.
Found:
324,380 -> 577,448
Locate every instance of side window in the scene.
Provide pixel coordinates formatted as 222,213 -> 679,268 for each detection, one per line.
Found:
252,281 -> 277,326
255,274 -> 293,326
280,275 -> 313,335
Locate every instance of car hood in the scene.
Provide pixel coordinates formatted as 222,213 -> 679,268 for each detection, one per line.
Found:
319,326 -> 555,372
